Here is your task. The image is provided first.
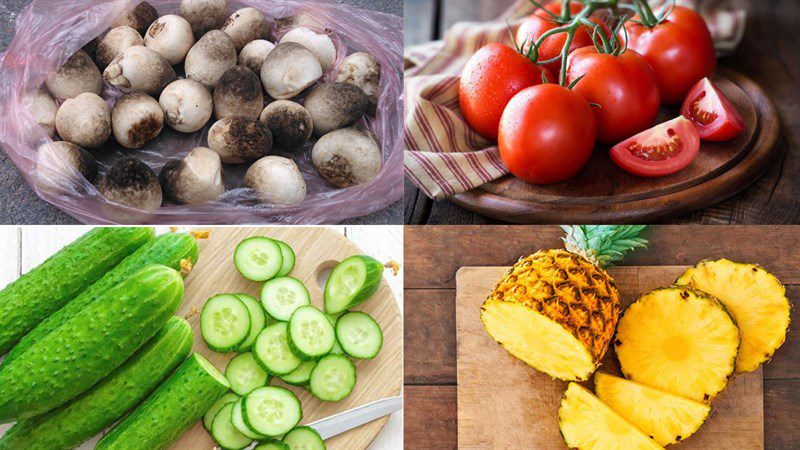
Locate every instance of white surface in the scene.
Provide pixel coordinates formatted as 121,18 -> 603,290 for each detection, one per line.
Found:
0,225 -> 403,450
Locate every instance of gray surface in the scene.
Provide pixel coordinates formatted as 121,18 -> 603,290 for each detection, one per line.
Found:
0,0 -> 402,225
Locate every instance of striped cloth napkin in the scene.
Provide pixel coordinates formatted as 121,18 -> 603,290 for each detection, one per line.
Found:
404,0 -> 748,200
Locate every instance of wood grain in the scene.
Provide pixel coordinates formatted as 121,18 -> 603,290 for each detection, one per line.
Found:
404,289 -> 456,384
405,385 -> 458,450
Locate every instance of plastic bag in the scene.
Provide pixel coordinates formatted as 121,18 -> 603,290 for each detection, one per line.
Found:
0,0 -> 403,224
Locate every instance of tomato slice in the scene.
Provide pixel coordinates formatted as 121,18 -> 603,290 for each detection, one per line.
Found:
610,116 -> 700,177
681,77 -> 745,141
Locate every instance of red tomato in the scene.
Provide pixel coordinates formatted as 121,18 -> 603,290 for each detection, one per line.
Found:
498,84 -> 597,184
623,6 -> 716,104
459,43 -> 550,141
566,47 -> 661,144
610,116 -> 700,177
516,1 -> 609,75
681,77 -> 745,141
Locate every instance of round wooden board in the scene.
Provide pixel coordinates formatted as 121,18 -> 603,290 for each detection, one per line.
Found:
449,68 -> 783,223
170,227 -> 402,450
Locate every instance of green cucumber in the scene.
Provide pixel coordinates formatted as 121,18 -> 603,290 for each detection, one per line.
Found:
3,231 -> 198,366
201,294 -> 252,352
275,240 -> 296,277
0,226 -> 154,354
280,361 -> 316,386
253,322 -> 302,375
324,255 -> 383,314
211,402 -> 254,449
226,352 -> 270,396
96,353 -> 231,450
309,355 -> 357,402
230,397 -> 268,440
0,317 -> 192,449
204,392 -> 239,431
261,277 -> 311,321
242,387 -> 302,437
287,306 -> 335,361
235,237 -> 283,281
236,293 -> 267,351
0,264 -> 184,423
256,439 -> 291,450
283,426 -> 326,450
335,311 -> 383,359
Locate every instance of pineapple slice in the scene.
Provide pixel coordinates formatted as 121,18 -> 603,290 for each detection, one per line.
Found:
677,259 -> 791,373
559,383 -> 663,450
615,286 -> 740,403
594,372 -> 710,446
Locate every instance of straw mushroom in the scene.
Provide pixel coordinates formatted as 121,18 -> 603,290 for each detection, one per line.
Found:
221,7 -> 271,51
112,1 -> 159,36
99,157 -> 162,212
45,50 -> 103,100
260,43 -> 322,100
103,46 -> 177,96
213,65 -> 264,120
185,30 -> 237,88
208,117 -> 272,164
112,92 -> 164,149
239,39 -> 275,73
144,15 -> 195,65
244,156 -> 306,205
303,82 -> 368,136
335,52 -> 381,116
312,127 -> 381,188
55,93 -> 112,149
159,79 -> 214,133
280,27 -> 336,72
259,100 -> 312,151
159,147 -> 224,204
96,26 -> 145,69
180,0 -> 229,38
27,89 -> 58,137
36,141 -> 98,191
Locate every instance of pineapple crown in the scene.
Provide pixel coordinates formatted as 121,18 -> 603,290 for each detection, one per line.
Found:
561,225 -> 649,267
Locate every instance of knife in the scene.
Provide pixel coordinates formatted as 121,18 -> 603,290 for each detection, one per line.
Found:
307,396 -> 404,440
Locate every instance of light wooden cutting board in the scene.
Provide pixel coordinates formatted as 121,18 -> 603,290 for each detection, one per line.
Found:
456,266 -> 763,450
169,227 -> 402,450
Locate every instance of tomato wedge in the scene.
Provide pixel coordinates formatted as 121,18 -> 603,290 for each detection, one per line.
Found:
681,77 -> 745,142
610,116 -> 700,177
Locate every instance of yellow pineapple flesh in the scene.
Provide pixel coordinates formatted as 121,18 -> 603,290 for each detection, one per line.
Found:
676,259 -> 791,373
594,372 -> 711,446
481,250 -> 620,381
559,383 -> 664,450
615,286 -> 740,403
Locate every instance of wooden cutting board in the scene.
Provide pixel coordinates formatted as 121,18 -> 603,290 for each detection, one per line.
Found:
456,266 -> 763,449
168,227 -> 402,450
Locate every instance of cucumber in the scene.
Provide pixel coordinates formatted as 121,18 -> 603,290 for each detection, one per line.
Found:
253,322 -> 302,375
0,226 -> 154,354
335,311 -> 383,359
261,277 -> 311,321
280,361 -> 316,386
287,306 -> 335,360
283,426 -> 326,450
211,402 -> 254,449
324,255 -> 383,314
201,294 -> 252,352
309,355 -> 357,402
0,317 -> 192,450
275,240 -> 296,277
226,352 -> 270,396
0,264 -> 183,423
236,294 -> 267,351
204,392 -> 239,431
255,439 -> 291,450
3,231 -> 198,366
235,237 -> 283,281
96,354 -> 231,450
242,387 -> 302,437
231,397 -> 268,440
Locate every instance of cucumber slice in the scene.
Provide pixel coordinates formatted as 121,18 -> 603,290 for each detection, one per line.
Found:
201,294 -> 252,352
203,392 -> 239,431
280,361 -> 317,386
231,398 -> 268,440
253,323 -> 302,375
335,311 -> 384,359
261,277 -> 311,321
283,426 -> 326,450
309,355 -> 357,402
324,255 -> 383,314
255,439 -> 290,450
211,403 -> 253,450
235,294 -> 267,352
275,240 -> 296,277
288,306 -> 335,360
242,387 -> 302,437
235,237 -> 283,282
226,352 -> 270,396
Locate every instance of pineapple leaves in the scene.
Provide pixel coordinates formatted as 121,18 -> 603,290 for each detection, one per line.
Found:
561,225 -> 649,267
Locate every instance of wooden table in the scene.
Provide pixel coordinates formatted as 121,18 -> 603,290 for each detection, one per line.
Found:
404,225 -> 800,449
404,0 -> 800,225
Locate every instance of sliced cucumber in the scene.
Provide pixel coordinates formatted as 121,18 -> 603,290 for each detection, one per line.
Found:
309,355 -> 357,402
261,277 -> 311,321
201,294 -> 252,353
336,311 -> 383,359
242,387 -> 302,437
324,255 -> 383,314
226,352 -> 270,396
283,426 -> 326,450
203,392 -> 239,431
275,240 -> 296,277
235,237 -> 283,282
253,322 -> 302,375
280,361 -> 317,386
235,294 -> 267,352
231,398 -> 268,440
288,306 -> 335,361
211,402 -> 253,450
255,439 -> 290,450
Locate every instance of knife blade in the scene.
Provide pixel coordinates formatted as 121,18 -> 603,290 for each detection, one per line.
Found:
307,396 -> 403,440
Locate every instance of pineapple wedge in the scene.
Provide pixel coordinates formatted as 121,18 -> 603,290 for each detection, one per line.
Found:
677,259 -> 791,373
595,372 -> 711,446
615,286 -> 740,403
559,383 -> 664,450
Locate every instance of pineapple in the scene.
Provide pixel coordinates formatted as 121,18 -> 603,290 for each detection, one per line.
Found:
559,382 -> 663,450
676,259 -> 791,373
615,286 -> 740,403
481,226 -> 647,381
594,372 -> 711,446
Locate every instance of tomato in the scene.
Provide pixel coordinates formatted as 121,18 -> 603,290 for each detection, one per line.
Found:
459,43 -> 550,141
498,84 -> 597,184
566,47 -> 660,145
623,6 -> 716,104
680,77 -> 745,142
516,1 -> 608,75
610,116 -> 700,177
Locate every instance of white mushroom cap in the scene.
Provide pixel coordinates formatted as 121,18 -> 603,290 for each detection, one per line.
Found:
280,27 -> 336,72
221,7 -> 271,51
144,15 -> 195,65
36,141 -> 98,192
55,93 -> 112,149
112,92 -> 164,148
312,127 -> 381,188
213,65 -> 264,120
244,156 -> 306,205
103,46 -> 177,96
207,117 -> 272,164
26,89 -> 58,137
159,146 -> 225,204
260,43 -> 322,100
185,30 -> 237,88
180,0 -> 229,38
112,1 -> 159,36
45,50 -> 103,100
335,52 -> 381,116
99,157 -> 162,212
303,82 -> 369,136
97,26 -> 144,69
259,100 -> 312,151
239,39 -> 275,73
159,79 -> 214,133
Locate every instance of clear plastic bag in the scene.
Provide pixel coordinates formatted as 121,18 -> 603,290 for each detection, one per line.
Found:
0,0 -> 403,224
